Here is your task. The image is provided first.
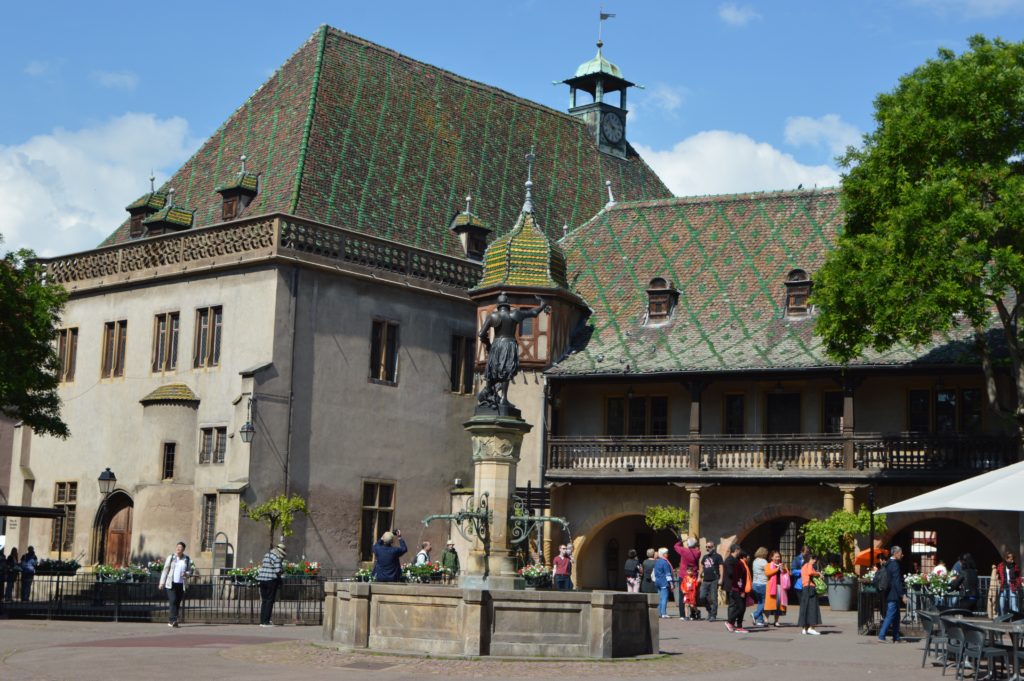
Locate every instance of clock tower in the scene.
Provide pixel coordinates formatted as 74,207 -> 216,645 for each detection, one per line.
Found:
562,40 -> 634,159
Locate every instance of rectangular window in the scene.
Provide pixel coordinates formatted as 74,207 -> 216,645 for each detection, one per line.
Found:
101,320 -> 127,378
193,306 -> 223,368
935,389 -> 957,434
199,427 -> 226,464
201,494 -> 217,552
765,393 -> 801,434
152,312 -> 180,372
369,319 -> 399,384
908,389 -> 930,432
51,481 -> 77,552
606,396 -> 669,436
823,391 -> 844,434
724,394 -> 745,435
129,214 -> 145,238
57,327 -> 78,382
222,197 -> 238,221
359,481 -> 395,561
961,388 -> 984,434
162,443 -> 176,480
449,335 -> 475,394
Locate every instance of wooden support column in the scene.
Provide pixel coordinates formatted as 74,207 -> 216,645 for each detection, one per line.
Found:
687,380 -> 708,470
842,374 -> 860,470
686,485 -> 705,538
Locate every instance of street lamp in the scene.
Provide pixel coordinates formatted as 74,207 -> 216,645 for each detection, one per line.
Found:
239,398 -> 255,443
98,467 -> 117,495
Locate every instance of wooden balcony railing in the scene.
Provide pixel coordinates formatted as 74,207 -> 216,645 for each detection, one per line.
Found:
546,433 -> 1018,476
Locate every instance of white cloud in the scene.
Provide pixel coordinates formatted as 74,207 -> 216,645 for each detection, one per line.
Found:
0,113 -> 196,257
91,70 -> 140,90
718,3 -> 761,26
908,0 -> 1024,16
630,83 -> 688,123
784,114 -> 862,157
24,60 -> 56,77
635,130 -> 840,197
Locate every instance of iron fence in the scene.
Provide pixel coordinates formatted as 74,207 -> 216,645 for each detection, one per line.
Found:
0,569 -> 351,624
857,577 -> 995,635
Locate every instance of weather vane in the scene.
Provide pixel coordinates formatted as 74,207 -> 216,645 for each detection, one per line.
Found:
599,6 -> 616,44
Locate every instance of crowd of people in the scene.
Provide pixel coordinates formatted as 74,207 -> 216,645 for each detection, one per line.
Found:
0,546 -> 38,603
625,539 -> 826,635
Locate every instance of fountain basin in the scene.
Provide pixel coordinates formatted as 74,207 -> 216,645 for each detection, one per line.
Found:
323,582 -> 658,658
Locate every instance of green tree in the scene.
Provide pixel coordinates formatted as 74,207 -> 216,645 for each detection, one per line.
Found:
0,237 -> 69,437
802,506 -> 887,572
241,493 -> 310,547
814,36 -> 1024,442
644,504 -> 689,539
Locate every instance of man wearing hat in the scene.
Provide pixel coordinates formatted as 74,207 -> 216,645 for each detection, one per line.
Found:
440,539 -> 460,584
257,542 -> 286,626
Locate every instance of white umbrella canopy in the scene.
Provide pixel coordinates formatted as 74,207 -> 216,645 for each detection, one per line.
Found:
875,460 -> 1024,514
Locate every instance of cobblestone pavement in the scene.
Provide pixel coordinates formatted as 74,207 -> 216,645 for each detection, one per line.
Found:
0,609 -> 945,681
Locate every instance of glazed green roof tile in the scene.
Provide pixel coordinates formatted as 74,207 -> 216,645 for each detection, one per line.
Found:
100,26 -> 669,256
139,383 -> 200,404
214,172 -> 259,194
473,207 -> 570,291
573,44 -> 624,80
142,204 -> 195,227
550,189 -> 984,376
450,211 -> 489,231
125,192 -> 167,212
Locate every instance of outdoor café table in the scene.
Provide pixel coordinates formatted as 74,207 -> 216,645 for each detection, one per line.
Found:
958,618 -> 1024,681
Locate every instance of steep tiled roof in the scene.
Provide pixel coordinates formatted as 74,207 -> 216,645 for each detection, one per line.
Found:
550,189 -> 979,375
126,191 -> 167,212
142,204 -> 194,228
139,384 -> 200,404
101,26 -> 670,258
473,201 -> 570,291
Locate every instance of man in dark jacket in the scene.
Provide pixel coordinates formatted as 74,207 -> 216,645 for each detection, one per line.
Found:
372,530 -> 407,582
878,545 -> 907,642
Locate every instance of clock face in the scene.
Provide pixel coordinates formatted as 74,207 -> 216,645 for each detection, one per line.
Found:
601,112 -> 624,144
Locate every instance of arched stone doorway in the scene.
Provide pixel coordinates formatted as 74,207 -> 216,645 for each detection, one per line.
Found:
576,514 -> 679,590
94,491 -> 133,565
884,517 -> 1002,575
739,515 -> 809,568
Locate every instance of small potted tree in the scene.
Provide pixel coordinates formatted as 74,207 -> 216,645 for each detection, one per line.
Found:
802,506 -> 887,611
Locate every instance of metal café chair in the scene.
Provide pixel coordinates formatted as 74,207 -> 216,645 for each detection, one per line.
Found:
944,622 -> 967,679
961,623 -> 1009,681
921,611 -> 950,668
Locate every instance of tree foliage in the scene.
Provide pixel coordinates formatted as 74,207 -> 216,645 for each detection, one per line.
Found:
644,505 -> 689,538
814,36 -> 1024,435
802,506 -> 887,572
0,238 -> 69,437
241,493 -> 310,547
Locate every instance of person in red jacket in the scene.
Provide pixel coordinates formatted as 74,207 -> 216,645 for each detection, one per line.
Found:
997,552 -> 1022,616
674,537 -> 701,620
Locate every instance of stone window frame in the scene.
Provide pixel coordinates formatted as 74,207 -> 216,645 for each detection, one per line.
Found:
369,318 -> 400,386
152,311 -> 180,373
193,305 -> 223,369
200,494 -> 217,552
359,480 -> 396,562
199,426 -> 227,465
51,481 -> 77,553
100,319 -> 128,379
57,327 -> 79,383
449,334 -> 476,395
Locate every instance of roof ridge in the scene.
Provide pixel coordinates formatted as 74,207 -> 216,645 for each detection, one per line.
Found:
290,25 -> 329,212
321,25 -> 592,130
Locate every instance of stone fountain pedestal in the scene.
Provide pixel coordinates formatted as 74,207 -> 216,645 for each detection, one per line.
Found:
458,413 -> 531,591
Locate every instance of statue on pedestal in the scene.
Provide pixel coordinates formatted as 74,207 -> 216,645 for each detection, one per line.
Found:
477,292 -> 548,415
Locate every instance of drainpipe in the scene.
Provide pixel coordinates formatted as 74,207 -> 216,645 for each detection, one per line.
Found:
285,265 -> 299,496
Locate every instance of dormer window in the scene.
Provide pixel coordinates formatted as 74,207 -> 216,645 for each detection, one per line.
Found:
129,214 -> 145,238
646,277 -> 679,323
215,155 -> 259,223
785,269 -> 812,317
222,196 -> 239,221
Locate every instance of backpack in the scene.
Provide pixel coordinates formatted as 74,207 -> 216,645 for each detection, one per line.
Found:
873,565 -> 891,594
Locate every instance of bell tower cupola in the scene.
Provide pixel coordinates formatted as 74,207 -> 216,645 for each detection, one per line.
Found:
562,36 -> 635,159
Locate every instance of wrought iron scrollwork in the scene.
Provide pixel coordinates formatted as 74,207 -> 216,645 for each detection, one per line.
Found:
508,494 -> 570,546
422,491 -> 491,543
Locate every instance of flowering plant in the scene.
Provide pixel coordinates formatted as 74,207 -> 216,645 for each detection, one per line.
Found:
921,572 -> 953,595
94,564 -> 148,580
354,567 -> 374,581
227,564 -> 258,581
904,573 -> 924,588
37,559 -> 81,573
822,565 -> 849,581
402,561 -> 447,581
284,560 -> 321,576
518,564 -> 552,580
147,559 -> 166,572
860,568 -> 878,585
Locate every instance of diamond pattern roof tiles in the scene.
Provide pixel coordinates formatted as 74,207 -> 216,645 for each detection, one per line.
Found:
100,26 -> 670,258
550,189 -> 980,376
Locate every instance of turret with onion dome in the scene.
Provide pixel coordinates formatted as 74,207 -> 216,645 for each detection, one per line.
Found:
470,150 -> 589,370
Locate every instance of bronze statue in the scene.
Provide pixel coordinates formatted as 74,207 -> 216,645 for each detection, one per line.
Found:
477,292 -> 548,414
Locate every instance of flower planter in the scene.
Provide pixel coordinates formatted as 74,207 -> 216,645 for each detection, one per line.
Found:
35,568 -> 78,576
826,576 -> 858,611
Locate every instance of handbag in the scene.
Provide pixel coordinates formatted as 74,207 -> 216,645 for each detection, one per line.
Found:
780,572 -> 791,590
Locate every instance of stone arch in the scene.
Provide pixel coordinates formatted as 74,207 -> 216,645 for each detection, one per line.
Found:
879,512 -> 1010,561
734,503 -> 817,546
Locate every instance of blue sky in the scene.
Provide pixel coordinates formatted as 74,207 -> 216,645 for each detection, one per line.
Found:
1,0 -> 1021,256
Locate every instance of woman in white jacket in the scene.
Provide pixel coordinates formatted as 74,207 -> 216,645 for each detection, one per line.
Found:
158,542 -> 192,627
